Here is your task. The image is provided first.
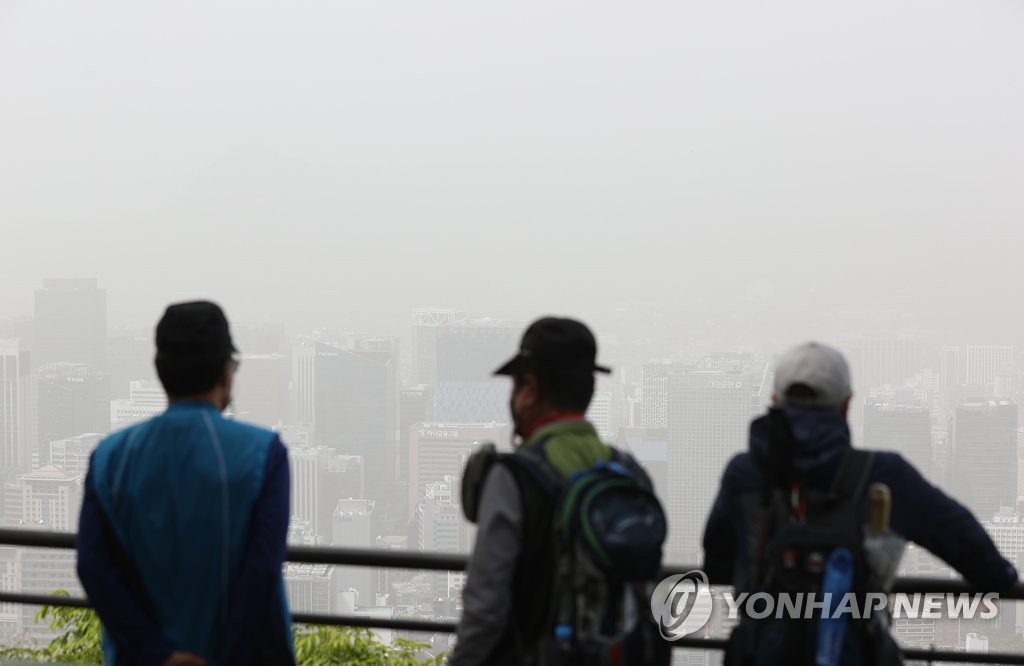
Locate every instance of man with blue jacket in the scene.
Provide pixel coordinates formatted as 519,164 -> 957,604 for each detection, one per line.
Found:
77,301 -> 294,666
704,341 -> 1018,664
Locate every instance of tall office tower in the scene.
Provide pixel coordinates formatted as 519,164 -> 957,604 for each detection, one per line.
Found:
416,475 -> 467,553
0,340 -> 31,474
838,336 -> 924,393
587,391 -> 614,440
49,433 -> 103,477
399,385 -> 434,470
407,423 -> 508,516
110,380 -> 167,430
106,329 -> 155,400
952,400 -> 1018,521
416,475 -> 468,598
411,309 -> 466,388
291,342 -> 316,426
313,338 -> 399,509
233,353 -> 290,427
33,279 -> 107,370
332,499 -> 376,605
940,346 -> 965,411
863,402 -> 933,479
666,371 -> 755,563
965,345 -> 1015,393
35,363 -> 110,465
289,445 -> 364,538
434,317 -> 520,424
641,361 -> 679,429
617,428 -> 668,496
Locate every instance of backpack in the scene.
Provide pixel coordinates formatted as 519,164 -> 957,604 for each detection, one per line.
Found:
462,441 -> 671,666
725,409 -> 902,666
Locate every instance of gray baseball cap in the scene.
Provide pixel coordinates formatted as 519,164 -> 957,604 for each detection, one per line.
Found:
773,342 -> 852,409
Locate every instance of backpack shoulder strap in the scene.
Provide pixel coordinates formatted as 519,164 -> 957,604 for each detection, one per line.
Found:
500,435 -> 565,499
828,448 -> 876,499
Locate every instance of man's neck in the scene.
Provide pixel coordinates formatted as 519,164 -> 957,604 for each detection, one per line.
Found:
524,411 -> 586,440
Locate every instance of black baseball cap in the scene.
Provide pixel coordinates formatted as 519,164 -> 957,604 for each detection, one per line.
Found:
493,317 -> 611,376
156,301 -> 237,361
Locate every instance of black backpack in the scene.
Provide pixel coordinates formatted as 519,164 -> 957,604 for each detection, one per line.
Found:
462,442 -> 671,666
725,409 -> 902,666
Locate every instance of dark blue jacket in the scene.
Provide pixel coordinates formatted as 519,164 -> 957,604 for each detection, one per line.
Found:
703,407 -> 1018,592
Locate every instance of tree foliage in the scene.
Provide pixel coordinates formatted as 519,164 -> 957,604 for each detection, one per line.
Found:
0,592 -> 446,665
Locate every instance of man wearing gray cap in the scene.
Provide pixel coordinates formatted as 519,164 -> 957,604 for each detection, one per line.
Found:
703,342 -> 1017,665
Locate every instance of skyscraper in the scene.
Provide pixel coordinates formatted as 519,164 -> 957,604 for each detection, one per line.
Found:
667,370 -> 755,563
313,338 -> 398,508
0,340 -> 31,474
434,317 -> 520,424
33,279 -> 106,370
34,363 -> 110,466
952,400 -> 1018,521
407,423 -> 508,516
965,345 -> 1015,393
641,360 -> 679,429
863,402 -> 933,480
412,308 -> 465,388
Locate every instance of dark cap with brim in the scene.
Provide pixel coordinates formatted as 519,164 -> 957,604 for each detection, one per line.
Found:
493,317 -> 611,376
156,300 -> 237,361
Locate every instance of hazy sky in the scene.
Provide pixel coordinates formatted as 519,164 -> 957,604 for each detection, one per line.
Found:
2,1 -> 1022,344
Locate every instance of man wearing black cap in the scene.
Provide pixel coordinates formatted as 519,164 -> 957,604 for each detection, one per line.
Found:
77,301 -> 294,666
451,317 -> 618,664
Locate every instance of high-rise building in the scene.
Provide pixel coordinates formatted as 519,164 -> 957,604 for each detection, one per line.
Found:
416,475 -> 469,598
291,342 -> 316,426
332,499 -> 375,604
34,363 -> 110,466
313,338 -> 398,508
106,330 -> 155,400
234,353 -> 290,427
863,402 -> 933,480
0,340 -> 31,474
952,400 -> 1018,521
838,336 -> 923,394
289,445 -> 364,538
586,391 -> 614,440
965,346 -> 1014,393
33,279 -> 106,370
407,423 -> 508,516
434,318 -> 520,424
411,309 -> 466,388
641,361 -> 680,429
617,427 -> 668,497
667,371 -> 755,563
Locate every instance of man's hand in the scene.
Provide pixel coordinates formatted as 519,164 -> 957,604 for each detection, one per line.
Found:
162,651 -> 206,666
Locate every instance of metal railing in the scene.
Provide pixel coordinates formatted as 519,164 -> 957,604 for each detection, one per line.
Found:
1,528 -> 1022,664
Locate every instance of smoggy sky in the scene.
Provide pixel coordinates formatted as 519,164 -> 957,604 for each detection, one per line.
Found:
1,0 -> 1022,347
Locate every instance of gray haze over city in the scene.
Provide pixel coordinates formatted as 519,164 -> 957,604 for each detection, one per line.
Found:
1,0 -> 1023,659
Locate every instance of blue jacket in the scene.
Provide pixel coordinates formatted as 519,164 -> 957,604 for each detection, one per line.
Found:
703,407 -> 1018,592
77,401 -> 294,666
